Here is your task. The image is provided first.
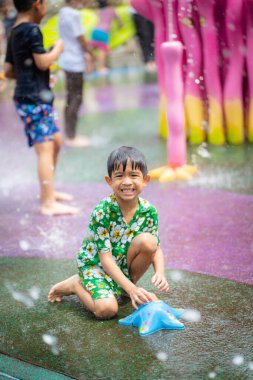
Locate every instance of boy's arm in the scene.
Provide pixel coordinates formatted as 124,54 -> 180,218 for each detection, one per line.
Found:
33,39 -> 64,71
4,62 -> 16,79
99,251 -> 156,309
151,247 -> 169,292
78,35 -> 93,55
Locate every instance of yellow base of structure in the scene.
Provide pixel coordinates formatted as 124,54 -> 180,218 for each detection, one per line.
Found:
247,100 -> 253,143
148,164 -> 197,182
159,94 -> 168,140
208,97 -> 225,145
224,99 -> 244,144
185,95 -> 206,145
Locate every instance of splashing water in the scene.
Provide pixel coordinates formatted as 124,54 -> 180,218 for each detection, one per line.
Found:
169,270 -> 183,282
197,143 -> 211,159
208,372 -> 216,379
156,351 -> 168,362
232,354 -> 244,366
227,23 -> 236,31
24,58 -> 33,67
222,48 -> 231,58
182,309 -> 201,322
42,333 -> 57,346
39,89 -> 54,103
5,281 -> 34,308
248,362 -> 253,370
28,286 -> 41,300
19,240 -> 31,251
42,334 -> 59,355
37,224 -> 68,256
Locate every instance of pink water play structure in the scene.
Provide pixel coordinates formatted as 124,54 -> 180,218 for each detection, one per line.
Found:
131,0 -> 253,181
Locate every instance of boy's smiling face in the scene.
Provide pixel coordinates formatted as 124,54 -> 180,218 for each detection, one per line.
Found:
105,159 -> 150,204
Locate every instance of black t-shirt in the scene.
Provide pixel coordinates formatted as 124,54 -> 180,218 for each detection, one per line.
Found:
5,22 -> 53,105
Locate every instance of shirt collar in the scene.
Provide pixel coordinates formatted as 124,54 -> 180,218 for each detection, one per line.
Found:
109,194 -> 151,213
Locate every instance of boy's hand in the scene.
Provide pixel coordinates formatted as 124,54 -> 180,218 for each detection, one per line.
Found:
128,286 -> 157,309
151,273 -> 169,292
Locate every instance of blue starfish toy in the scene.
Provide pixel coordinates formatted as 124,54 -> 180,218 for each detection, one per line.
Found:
118,300 -> 185,336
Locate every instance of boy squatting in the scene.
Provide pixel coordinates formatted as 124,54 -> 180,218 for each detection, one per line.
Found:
48,146 -> 169,319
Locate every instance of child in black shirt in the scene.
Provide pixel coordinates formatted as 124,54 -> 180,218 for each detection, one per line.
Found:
4,0 -> 79,215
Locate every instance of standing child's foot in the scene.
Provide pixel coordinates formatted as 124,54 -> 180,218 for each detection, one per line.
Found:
54,191 -> 74,202
98,67 -> 108,75
48,274 -> 80,302
65,136 -> 91,148
41,201 -> 79,216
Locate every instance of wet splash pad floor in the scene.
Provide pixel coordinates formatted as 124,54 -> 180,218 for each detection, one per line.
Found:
0,69 -> 253,379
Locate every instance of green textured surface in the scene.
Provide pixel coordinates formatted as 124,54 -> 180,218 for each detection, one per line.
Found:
1,257 -> 253,380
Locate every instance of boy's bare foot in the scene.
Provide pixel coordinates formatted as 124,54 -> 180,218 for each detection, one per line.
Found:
48,274 -> 80,302
98,67 -> 108,75
54,191 -> 74,202
145,61 -> 157,72
41,201 -> 79,216
65,136 -> 91,148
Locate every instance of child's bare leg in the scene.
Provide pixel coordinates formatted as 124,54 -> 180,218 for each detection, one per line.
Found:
127,233 -> 159,300
85,51 -> 94,73
53,132 -> 74,202
34,141 -> 78,215
97,50 -> 108,73
48,275 -> 118,319
53,132 -> 61,167
93,298 -> 118,319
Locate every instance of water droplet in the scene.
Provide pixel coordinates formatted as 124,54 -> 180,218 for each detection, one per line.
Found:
169,270 -> 183,282
197,144 -> 211,158
24,58 -> 33,67
51,345 -> 60,355
228,23 -> 235,31
222,49 -> 230,58
5,282 -> 34,307
182,309 -> 201,322
19,240 -> 31,251
42,333 -> 58,346
239,45 -> 247,56
248,362 -> 253,370
156,352 -> 168,362
232,354 -> 244,366
40,89 -> 54,103
28,286 -> 41,300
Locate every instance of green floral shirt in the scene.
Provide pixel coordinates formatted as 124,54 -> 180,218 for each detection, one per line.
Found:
77,194 -> 160,276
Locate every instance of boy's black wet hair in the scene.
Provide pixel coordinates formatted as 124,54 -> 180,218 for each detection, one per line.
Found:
13,0 -> 41,12
107,146 -> 148,178
97,0 -> 108,9
0,0 -> 7,9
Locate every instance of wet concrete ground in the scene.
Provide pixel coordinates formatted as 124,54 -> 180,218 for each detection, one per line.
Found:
0,68 -> 253,379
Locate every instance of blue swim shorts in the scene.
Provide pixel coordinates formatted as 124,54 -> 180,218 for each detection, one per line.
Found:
91,28 -> 109,44
15,103 -> 60,147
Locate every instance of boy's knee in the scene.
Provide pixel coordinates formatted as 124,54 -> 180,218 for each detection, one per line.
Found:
136,233 -> 158,255
94,299 -> 118,320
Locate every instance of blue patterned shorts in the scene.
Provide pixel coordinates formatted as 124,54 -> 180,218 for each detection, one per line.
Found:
15,103 -> 60,147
